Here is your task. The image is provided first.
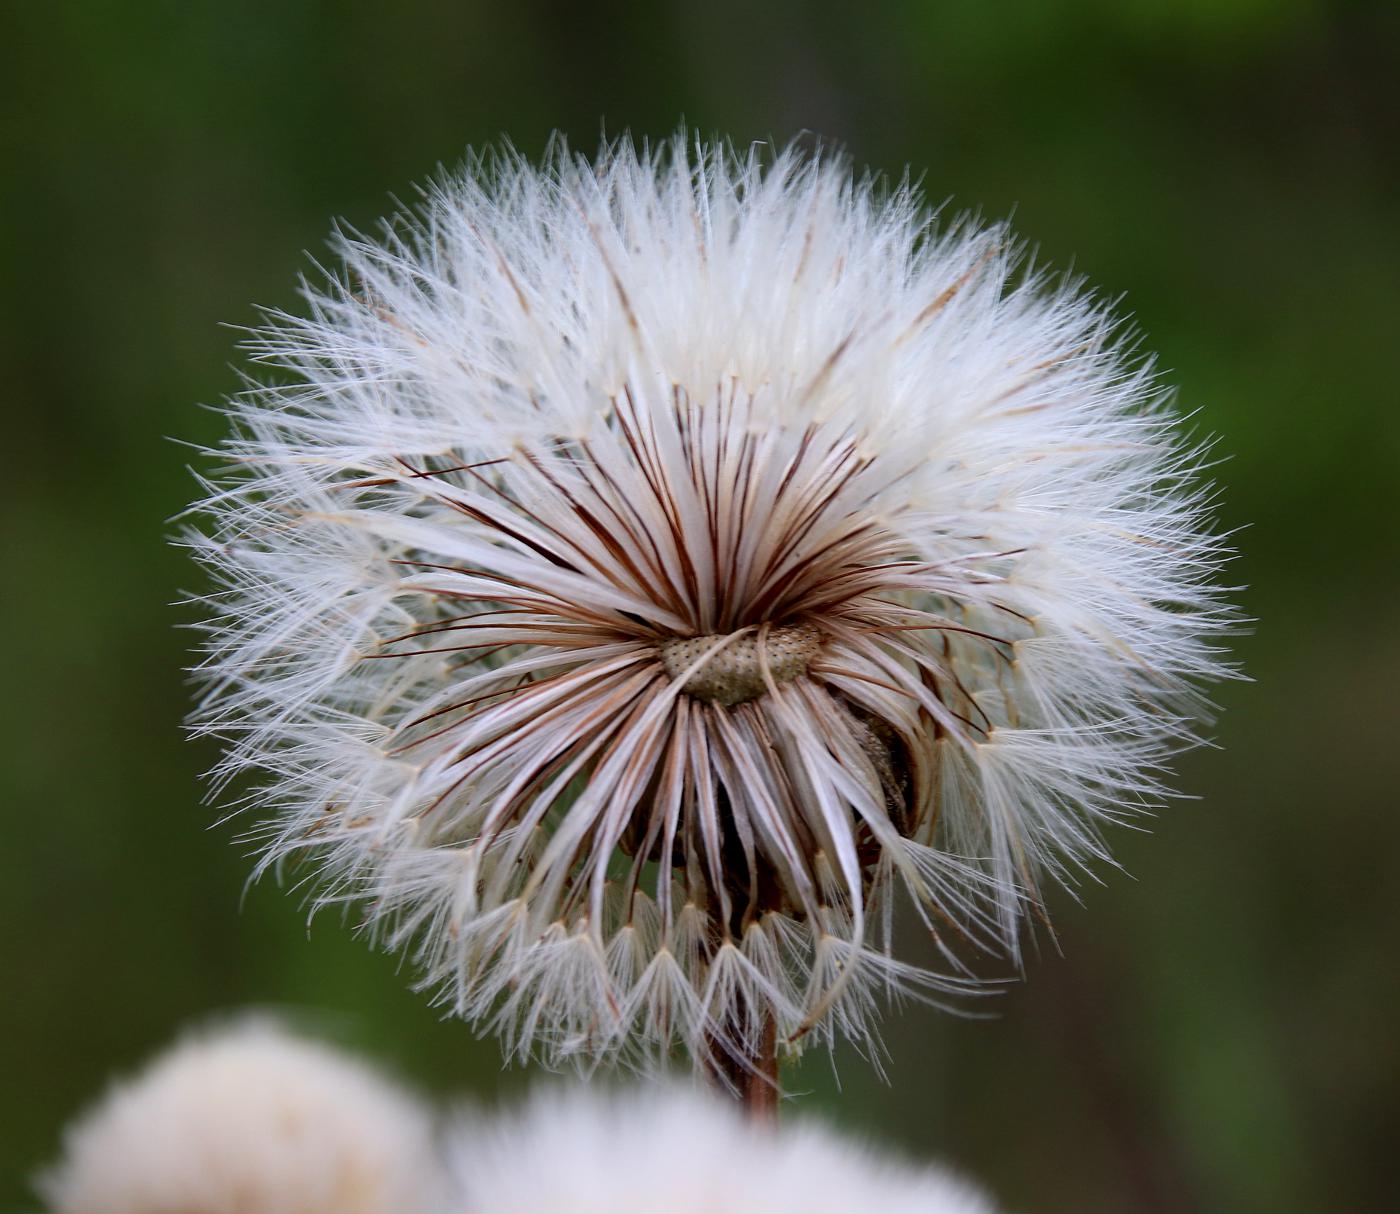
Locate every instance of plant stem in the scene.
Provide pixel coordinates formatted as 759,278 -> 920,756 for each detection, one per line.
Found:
705,1011 -> 780,1124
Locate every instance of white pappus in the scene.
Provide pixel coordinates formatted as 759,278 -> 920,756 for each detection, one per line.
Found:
184,133 -> 1234,1076
37,1020 -> 441,1214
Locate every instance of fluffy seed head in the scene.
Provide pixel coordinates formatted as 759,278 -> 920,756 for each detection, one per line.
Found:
446,1084 -> 1000,1214
185,133 -> 1233,1072
37,1021 -> 441,1214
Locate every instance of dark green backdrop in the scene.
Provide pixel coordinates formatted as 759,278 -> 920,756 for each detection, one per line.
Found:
4,3 -> 1397,1211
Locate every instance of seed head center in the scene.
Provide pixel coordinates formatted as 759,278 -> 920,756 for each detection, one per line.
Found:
659,622 -> 821,707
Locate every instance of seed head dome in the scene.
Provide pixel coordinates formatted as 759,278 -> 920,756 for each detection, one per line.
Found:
187,134 -> 1233,1073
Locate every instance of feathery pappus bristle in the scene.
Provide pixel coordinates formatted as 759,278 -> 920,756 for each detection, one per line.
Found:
183,132 -> 1235,1074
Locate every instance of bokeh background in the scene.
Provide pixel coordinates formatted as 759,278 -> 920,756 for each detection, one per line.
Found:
4,3 -> 1397,1211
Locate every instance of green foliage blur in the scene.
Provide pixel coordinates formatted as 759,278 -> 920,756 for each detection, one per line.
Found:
3,3 -> 1396,1211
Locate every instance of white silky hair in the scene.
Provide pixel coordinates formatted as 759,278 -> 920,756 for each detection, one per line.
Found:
37,1020 -> 443,1214
38,1023 -> 1004,1214
446,1083 -> 1001,1214
185,132 -> 1234,1073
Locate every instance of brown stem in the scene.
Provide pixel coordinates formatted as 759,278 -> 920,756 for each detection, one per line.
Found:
704,1011 -> 780,1125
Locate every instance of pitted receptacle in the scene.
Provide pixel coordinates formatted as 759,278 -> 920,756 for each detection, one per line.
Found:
659,622 -> 821,707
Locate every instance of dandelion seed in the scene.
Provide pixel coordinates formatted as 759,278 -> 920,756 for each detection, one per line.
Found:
184,133 -> 1234,1083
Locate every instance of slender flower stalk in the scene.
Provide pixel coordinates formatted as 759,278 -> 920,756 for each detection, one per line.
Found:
185,134 -> 1233,1095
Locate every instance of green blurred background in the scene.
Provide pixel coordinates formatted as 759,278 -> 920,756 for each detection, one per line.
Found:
3,2 -> 1397,1211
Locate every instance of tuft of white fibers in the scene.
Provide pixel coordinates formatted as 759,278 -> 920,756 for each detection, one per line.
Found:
445,1084 -> 1001,1214
37,1020 -> 443,1214
184,132 -> 1235,1074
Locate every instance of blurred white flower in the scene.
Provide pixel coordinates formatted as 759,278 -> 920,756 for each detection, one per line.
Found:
186,134 -> 1232,1074
446,1084 -> 1000,1214
38,1020 -> 441,1214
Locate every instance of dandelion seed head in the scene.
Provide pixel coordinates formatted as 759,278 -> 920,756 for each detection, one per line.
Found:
446,1084 -> 1001,1214
185,132 -> 1234,1073
37,1021 -> 440,1214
